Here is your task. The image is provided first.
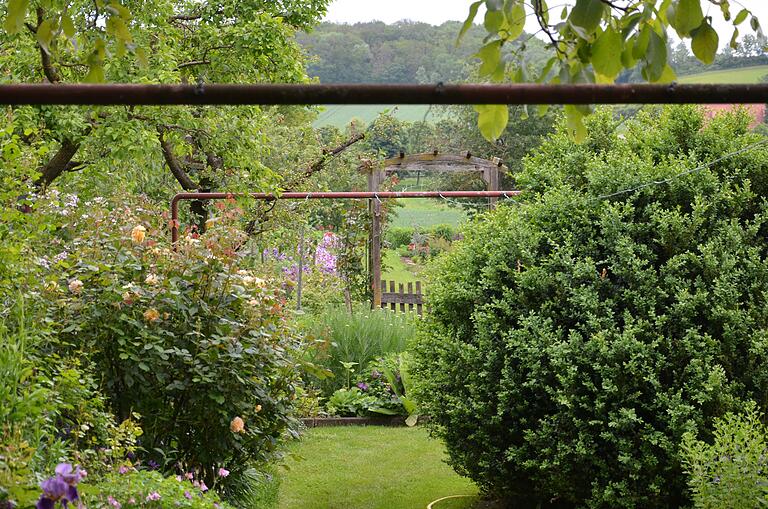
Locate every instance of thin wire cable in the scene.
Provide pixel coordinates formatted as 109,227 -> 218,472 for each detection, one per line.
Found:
594,138 -> 768,202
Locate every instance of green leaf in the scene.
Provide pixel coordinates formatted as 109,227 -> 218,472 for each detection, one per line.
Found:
733,9 -> 749,26
592,27 -> 622,79
503,0 -> 526,40
565,105 -> 587,143
568,0 -> 605,36
751,17 -> 760,32
691,20 -> 719,65
61,13 -> 75,39
36,20 -> 53,55
136,47 -> 149,67
474,104 -> 509,141
4,0 -> 30,34
458,1 -> 483,44
642,29 -> 667,82
484,9 -> 504,33
477,40 -> 503,78
368,407 -> 399,416
669,0 -> 704,37
730,28 -> 739,49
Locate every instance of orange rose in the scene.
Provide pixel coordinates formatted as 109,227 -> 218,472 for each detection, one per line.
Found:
230,416 -> 245,433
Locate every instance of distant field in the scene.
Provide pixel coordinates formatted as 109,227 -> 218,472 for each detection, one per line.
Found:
391,199 -> 468,228
678,65 -> 768,84
313,104 -> 438,128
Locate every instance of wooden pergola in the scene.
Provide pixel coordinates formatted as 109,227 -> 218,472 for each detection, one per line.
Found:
367,151 -> 508,308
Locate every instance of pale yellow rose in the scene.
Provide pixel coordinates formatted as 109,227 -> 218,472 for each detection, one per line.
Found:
68,279 -> 84,295
131,225 -> 147,244
143,308 -> 160,322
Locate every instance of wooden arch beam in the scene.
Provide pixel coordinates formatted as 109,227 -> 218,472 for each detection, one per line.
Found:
379,151 -> 508,174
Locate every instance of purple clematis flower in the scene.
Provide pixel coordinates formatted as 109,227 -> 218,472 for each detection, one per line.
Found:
356,382 -> 369,392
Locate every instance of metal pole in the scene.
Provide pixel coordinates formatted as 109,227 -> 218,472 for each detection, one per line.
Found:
3,83 -> 768,106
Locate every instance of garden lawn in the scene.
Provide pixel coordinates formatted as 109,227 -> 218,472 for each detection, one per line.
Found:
391,199 -> 467,228
278,426 -> 479,509
382,249 -> 422,284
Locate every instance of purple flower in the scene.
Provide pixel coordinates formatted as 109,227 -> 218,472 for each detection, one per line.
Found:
199,482 -> 208,492
118,465 -> 130,475
356,382 -> 369,392
108,496 -> 121,509
217,468 -> 230,478
36,477 -> 71,509
55,464 -> 83,487
146,460 -> 159,470
183,492 -> 192,500
145,492 -> 161,502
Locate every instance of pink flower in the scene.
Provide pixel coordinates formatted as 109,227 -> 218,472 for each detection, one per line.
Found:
127,499 -> 136,505
118,465 -> 130,475
176,475 -> 183,482
199,482 -> 208,492
145,492 -> 161,502
184,491 -> 192,500
108,496 -> 121,509
184,472 -> 194,480
217,468 -> 230,478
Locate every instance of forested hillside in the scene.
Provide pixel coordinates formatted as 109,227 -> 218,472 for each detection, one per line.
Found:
299,21 -> 768,85
296,21 -> 548,84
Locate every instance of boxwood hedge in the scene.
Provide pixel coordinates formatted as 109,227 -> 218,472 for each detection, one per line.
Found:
412,107 -> 768,508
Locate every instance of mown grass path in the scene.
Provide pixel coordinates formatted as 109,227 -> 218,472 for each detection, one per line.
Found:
279,426 -> 478,509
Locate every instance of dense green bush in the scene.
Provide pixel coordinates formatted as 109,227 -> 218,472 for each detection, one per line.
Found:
682,403 -> 768,508
385,226 -> 414,249
412,107 -> 768,507
45,198 -> 302,481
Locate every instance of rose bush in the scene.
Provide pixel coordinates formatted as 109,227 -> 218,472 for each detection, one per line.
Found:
43,196 -> 303,482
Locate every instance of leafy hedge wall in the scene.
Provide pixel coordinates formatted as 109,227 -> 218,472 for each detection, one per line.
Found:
412,107 -> 768,508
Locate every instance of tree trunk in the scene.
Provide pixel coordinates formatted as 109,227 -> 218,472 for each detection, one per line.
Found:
35,139 -> 81,188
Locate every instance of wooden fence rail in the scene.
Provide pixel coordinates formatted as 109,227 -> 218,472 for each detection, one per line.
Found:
380,280 -> 423,315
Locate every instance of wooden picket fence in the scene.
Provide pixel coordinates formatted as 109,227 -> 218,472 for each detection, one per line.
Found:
380,280 -> 423,315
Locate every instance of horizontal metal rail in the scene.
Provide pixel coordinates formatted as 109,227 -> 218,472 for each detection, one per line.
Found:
4,83 -> 768,106
170,190 -> 520,245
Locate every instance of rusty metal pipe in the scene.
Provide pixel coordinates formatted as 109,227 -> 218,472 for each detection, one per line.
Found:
170,190 -> 521,246
4,83 -> 768,106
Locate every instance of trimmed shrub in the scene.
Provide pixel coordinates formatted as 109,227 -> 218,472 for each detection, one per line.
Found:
385,226 -> 414,249
412,107 -> 768,508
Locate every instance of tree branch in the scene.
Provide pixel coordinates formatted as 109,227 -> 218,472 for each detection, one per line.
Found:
283,132 -> 365,191
35,139 -> 81,188
157,127 -> 198,190
176,60 -> 211,70
34,7 -> 60,83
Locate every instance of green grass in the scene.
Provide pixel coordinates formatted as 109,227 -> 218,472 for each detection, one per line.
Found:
382,249 -> 422,284
678,65 -> 768,84
278,426 -> 479,509
391,199 -> 468,228
313,105 -> 437,129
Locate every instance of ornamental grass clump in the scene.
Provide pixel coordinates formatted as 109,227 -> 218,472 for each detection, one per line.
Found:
412,106 -> 768,508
